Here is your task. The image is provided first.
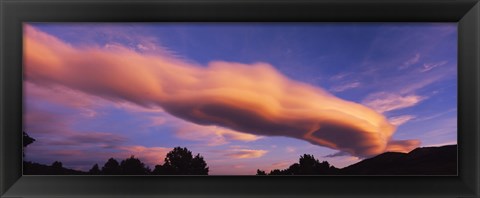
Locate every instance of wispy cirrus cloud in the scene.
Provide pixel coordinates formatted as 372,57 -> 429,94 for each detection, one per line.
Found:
414,108 -> 456,122
362,92 -> 426,113
330,82 -> 361,93
359,62 -> 453,117
419,117 -> 457,143
329,72 -> 352,81
388,115 -> 416,126
419,61 -> 447,72
399,53 -> 420,69
24,25 -> 419,157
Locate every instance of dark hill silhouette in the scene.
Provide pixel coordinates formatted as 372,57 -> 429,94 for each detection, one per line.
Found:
257,145 -> 457,175
23,161 -> 87,175
23,132 -> 86,175
341,144 -> 457,175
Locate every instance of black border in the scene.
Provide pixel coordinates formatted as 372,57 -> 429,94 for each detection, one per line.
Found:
1,0 -> 479,197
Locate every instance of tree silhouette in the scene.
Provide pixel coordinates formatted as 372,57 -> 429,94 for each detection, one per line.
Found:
153,147 -> 208,175
152,164 -> 167,175
119,155 -> 151,175
101,158 -> 121,175
285,163 -> 300,175
23,131 -> 36,157
88,164 -> 101,175
298,154 -> 322,174
190,154 -> 208,175
23,131 -> 36,148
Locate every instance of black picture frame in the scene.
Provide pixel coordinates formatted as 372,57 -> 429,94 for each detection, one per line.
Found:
1,0 -> 479,197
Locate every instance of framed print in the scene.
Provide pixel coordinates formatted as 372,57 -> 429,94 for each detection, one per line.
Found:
1,0 -> 479,197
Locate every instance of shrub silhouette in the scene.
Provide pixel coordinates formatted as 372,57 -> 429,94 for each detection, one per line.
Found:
153,147 -> 208,175
256,169 -> 267,175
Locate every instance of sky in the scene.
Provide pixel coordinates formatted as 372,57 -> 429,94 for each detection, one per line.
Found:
23,23 -> 457,175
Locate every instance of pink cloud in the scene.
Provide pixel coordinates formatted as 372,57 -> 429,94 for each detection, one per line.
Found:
23,81 -> 105,127
385,139 -> 421,153
23,105 -> 72,136
174,122 -> 262,146
285,146 -> 296,153
223,149 -> 268,159
24,25 -> 420,157
23,82 -> 127,144
419,61 -> 448,72
400,53 -> 420,69
362,92 -> 425,113
330,81 -> 361,93
116,145 -> 171,167
269,161 -> 291,170
388,115 -> 416,126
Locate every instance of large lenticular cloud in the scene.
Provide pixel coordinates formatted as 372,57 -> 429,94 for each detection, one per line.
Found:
23,25 -> 419,157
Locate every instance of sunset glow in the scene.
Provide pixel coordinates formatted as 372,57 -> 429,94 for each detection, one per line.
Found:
23,23 -> 457,174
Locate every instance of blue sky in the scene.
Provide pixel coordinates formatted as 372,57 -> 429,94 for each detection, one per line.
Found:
24,23 -> 457,175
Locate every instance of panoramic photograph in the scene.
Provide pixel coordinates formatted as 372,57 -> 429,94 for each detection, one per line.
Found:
23,23 -> 457,175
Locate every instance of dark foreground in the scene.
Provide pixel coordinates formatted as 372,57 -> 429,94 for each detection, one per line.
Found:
24,145 -> 457,175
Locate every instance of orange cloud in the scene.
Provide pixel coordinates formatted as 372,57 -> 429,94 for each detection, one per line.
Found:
385,140 -> 421,153
24,25 -> 419,157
